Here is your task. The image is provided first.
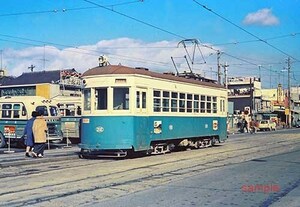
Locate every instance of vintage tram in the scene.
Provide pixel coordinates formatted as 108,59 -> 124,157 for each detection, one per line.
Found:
0,96 -> 63,148
79,65 -> 228,158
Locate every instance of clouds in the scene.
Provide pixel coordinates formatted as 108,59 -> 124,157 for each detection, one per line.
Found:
243,8 -> 279,26
2,38 -> 216,77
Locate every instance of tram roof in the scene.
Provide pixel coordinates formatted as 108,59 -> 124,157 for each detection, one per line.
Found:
83,65 -> 225,89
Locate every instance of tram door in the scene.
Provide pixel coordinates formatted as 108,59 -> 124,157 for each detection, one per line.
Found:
135,88 -> 148,150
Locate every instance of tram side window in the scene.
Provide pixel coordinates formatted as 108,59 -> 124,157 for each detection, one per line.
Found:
113,88 -> 129,110
136,91 -> 140,108
200,95 -> 206,113
142,92 -> 146,109
13,104 -> 21,118
22,105 -> 27,116
96,88 -> 108,110
187,94 -> 192,113
137,91 -> 147,109
206,96 -> 212,113
153,90 -> 161,112
171,92 -> 178,112
194,95 -> 199,113
179,93 -> 185,112
1,104 -> 12,118
50,106 -> 59,116
83,89 -> 91,111
77,106 -> 82,115
213,96 -> 217,113
162,91 -> 170,112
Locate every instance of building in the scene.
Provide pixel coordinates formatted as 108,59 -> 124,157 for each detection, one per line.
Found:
0,69 -> 15,86
0,69 -> 82,99
227,76 -> 261,114
291,86 -> 300,126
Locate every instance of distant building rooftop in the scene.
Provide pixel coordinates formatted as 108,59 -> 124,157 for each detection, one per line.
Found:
1,69 -> 77,86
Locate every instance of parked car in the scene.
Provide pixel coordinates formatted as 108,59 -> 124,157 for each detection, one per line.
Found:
258,120 -> 276,131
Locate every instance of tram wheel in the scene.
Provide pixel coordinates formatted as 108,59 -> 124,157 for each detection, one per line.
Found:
78,154 -> 86,159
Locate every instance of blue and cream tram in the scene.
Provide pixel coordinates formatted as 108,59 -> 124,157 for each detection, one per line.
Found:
0,96 -> 63,148
79,65 -> 228,157
55,96 -> 82,143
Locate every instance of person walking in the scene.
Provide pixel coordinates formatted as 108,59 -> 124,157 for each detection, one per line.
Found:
23,111 -> 38,157
32,110 -> 48,158
242,118 -> 249,133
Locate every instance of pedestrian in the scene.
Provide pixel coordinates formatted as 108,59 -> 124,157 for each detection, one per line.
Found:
32,110 -> 48,158
249,119 -> 256,134
23,111 -> 38,157
243,118 -> 249,133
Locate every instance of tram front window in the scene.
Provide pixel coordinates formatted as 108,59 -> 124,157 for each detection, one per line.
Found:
83,89 -> 91,111
95,88 -> 107,110
113,88 -> 129,110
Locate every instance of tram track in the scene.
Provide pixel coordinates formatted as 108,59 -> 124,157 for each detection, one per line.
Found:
0,135 -> 298,179
0,136 -> 299,207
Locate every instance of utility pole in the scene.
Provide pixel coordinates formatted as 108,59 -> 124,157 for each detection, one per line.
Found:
287,57 -> 291,128
258,65 -> 261,81
222,62 -> 229,88
217,50 -> 221,84
269,65 -> 272,88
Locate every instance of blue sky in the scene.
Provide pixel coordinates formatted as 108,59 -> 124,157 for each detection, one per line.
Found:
0,0 -> 299,88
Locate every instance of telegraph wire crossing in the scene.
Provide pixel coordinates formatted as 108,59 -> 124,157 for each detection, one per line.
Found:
1,31 -> 292,78
0,1 -> 298,82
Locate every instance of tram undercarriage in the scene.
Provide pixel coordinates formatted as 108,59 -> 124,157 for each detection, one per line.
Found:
79,136 -> 221,159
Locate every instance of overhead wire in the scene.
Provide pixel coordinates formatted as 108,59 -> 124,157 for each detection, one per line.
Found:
1,0 -> 298,81
192,0 -> 300,62
82,0 -> 284,75
212,32 -> 300,46
0,0 -> 143,17
0,35 -> 172,68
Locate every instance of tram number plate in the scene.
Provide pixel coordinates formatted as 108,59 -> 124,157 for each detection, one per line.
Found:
82,118 -> 90,124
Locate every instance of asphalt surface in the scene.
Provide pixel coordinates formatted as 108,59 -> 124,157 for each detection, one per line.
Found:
93,147 -> 300,207
0,128 -> 299,207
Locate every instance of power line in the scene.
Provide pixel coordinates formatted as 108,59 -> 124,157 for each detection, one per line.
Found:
212,32 -> 300,46
0,0 -> 143,17
0,36 -> 172,68
1,1 -> 296,78
83,0 -> 187,40
192,0 -> 300,62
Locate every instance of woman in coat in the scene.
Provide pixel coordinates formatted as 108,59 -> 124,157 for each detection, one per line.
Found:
23,111 -> 38,157
32,110 -> 48,158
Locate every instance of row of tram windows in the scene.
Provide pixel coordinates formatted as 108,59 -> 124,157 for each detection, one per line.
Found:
153,90 -> 225,113
83,87 -> 225,114
57,103 -> 82,116
0,103 -> 59,119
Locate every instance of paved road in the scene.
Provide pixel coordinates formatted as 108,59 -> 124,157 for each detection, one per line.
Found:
0,128 -> 299,207
95,147 -> 300,207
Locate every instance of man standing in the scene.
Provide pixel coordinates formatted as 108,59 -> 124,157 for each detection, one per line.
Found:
32,110 -> 48,158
